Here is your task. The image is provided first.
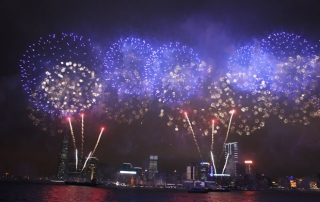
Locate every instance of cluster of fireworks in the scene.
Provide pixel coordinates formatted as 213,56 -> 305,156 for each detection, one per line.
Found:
20,32 -> 320,174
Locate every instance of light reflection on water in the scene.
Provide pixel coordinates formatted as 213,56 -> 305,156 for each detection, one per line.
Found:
1,182 -> 320,202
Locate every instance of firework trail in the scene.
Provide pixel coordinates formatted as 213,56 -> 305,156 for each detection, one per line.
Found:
223,110 -> 235,146
211,120 -> 215,152
75,149 -> 78,171
92,128 -> 104,156
81,151 -> 92,172
210,151 -> 217,176
68,117 -> 77,151
222,152 -> 230,175
81,114 -> 84,159
218,110 -> 234,164
184,112 -> 202,160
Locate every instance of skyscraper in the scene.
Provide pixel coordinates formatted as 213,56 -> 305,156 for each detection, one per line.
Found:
148,155 -> 158,180
199,162 -> 211,181
57,132 -> 69,179
223,142 -> 239,176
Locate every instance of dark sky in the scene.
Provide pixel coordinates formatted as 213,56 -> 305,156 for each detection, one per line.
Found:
1,0 -> 320,179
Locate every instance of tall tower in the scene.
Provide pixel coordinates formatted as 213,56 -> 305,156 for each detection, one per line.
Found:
223,142 -> 239,176
57,132 -> 69,179
148,155 -> 158,180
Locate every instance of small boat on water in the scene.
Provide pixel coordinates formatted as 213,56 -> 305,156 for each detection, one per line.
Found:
188,187 -> 209,193
208,188 -> 230,192
65,181 -> 98,187
65,178 -> 99,187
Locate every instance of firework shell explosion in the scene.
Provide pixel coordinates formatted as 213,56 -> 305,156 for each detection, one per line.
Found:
20,32 -> 320,135
261,32 -> 319,60
20,33 -> 104,117
153,42 -> 211,106
260,33 -> 320,124
20,33 -> 104,134
227,45 -> 274,92
102,37 -> 156,123
267,55 -> 320,124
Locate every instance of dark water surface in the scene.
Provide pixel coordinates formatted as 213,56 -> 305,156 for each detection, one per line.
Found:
1,182 -> 320,202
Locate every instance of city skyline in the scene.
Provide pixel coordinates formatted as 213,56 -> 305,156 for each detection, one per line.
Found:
1,0 -> 320,179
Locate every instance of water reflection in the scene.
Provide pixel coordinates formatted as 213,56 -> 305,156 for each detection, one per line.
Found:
39,185 -> 115,202
1,182 -> 320,202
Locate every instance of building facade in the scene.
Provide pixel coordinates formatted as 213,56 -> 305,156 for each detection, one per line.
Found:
223,142 -> 239,176
148,155 -> 158,180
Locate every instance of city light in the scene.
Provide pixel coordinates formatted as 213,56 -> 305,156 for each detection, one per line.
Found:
120,171 -> 137,174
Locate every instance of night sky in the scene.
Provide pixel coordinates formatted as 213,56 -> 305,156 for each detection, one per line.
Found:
1,0 -> 320,179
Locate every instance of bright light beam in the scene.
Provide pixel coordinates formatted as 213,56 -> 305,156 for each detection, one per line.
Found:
81,114 -> 84,159
81,151 -> 92,172
219,110 -> 234,164
210,151 -> 217,176
211,120 -> 215,152
223,110 -> 235,147
92,127 -> 104,156
75,149 -> 78,171
68,117 -> 77,151
184,112 -> 202,160
222,152 -> 230,175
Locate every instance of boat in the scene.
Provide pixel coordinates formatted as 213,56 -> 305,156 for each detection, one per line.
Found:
208,186 -> 230,192
65,181 -> 98,187
188,187 -> 209,193
65,178 -> 99,187
208,188 -> 230,192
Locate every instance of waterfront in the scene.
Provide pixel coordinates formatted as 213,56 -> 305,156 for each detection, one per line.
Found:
1,181 -> 320,202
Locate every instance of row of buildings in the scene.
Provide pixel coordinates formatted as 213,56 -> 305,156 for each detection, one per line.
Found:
56,140 -> 255,187
55,139 -> 320,190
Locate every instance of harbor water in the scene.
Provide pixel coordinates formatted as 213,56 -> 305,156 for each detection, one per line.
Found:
1,181 -> 320,202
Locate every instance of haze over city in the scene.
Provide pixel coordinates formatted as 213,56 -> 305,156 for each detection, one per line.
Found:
1,0 -> 320,180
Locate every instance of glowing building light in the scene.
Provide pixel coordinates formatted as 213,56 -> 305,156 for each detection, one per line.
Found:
120,171 -> 137,174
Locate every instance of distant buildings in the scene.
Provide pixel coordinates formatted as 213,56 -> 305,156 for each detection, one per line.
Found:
117,156 -> 159,187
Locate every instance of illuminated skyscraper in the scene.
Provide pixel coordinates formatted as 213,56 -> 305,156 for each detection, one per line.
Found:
223,142 -> 239,176
199,162 -> 211,181
57,132 -> 69,179
148,155 -> 158,180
